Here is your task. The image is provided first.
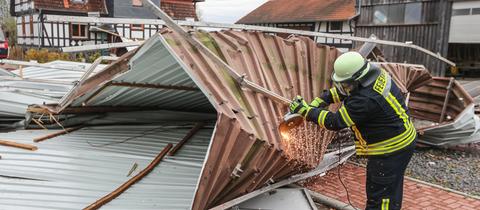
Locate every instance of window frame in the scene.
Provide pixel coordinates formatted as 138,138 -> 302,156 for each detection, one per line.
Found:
29,15 -> 34,36
471,8 -> 480,15
21,16 -> 26,36
372,5 -> 388,25
70,23 -> 88,40
452,8 -> 471,16
329,21 -> 343,31
369,2 -> 425,25
404,2 -> 422,24
130,24 -> 145,31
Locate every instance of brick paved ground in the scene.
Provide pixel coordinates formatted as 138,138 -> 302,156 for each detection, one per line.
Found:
305,163 -> 480,210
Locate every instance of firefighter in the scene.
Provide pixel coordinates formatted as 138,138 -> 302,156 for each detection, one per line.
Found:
289,51 -> 416,210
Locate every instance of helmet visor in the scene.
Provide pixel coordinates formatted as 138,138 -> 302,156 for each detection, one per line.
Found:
334,81 -> 355,96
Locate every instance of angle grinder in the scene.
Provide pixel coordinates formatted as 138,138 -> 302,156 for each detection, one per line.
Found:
278,97 -> 306,136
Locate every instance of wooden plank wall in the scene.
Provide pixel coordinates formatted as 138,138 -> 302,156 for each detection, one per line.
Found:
355,0 -> 452,76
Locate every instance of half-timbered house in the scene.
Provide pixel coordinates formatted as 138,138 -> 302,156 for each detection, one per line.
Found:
11,0 -> 203,48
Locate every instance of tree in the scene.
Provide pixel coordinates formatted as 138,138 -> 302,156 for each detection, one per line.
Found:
0,0 -> 10,23
3,17 -> 16,45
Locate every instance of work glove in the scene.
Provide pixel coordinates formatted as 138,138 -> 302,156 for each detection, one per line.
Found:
289,96 -> 311,117
309,97 -> 328,109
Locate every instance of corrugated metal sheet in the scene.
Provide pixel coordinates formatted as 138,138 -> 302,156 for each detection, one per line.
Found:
0,67 -> 14,76
10,60 -> 106,82
460,80 -> 480,106
410,77 -> 479,146
0,61 -> 106,128
410,77 -> 473,123
129,30 -> 341,209
25,110 -> 217,130
235,188 -> 317,210
68,35 -> 214,113
417,104 -> 480,146
378,62 -> 433,94
0,122 -> 213,210
37,30 -> 341,209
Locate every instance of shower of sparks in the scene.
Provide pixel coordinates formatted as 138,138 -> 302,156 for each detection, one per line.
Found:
279,121 -> 334,168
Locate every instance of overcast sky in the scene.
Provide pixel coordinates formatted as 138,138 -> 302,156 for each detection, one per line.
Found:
198,0 -> 268,23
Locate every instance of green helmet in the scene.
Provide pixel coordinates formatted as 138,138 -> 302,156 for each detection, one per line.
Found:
332,51 -> 370,83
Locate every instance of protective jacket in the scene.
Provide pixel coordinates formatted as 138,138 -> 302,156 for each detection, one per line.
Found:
306,65 -> 416,156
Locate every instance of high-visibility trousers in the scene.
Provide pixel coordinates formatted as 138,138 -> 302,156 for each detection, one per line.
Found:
365,143 -> 414,210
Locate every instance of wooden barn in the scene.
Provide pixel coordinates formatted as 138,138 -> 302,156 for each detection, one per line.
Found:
355,0 -> 480,76
236,0 -> 358,51
10,0 -> 203,48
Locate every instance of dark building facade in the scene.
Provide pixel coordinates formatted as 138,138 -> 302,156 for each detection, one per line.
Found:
355,0 -> 453,76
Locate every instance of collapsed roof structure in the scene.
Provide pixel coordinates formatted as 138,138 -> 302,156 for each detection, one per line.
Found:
1,29 -> 475,209
412,77 -> 480,146
0,60 -> 107,130
20,29 -> 342,209
1,2 -> 479,210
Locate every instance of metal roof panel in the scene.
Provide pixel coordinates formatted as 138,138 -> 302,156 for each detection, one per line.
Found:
0,122 -> 213,209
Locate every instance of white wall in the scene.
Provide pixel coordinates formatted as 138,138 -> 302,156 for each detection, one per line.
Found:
17,14 -> 114,47
14,0 -> 34,13
314,21 -> 353,52
449,1 -> 480,43
314,21 -> 353,44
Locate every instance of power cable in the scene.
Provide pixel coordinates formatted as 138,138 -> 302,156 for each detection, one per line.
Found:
337,131 -> 356,209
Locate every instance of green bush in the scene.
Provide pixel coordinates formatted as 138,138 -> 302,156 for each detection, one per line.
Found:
24,48 -> 73,63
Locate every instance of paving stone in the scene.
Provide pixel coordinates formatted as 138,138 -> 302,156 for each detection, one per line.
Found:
304,163 -> 480,210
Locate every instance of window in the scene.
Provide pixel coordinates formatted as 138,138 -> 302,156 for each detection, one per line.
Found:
21,16 -> 26,36
29,15 -> 34,36
371,2 -> 423,25
387,4 -> 405,24
472,8 -> 480,15
70,23 -> 88,39
130,24 -> 144,31
452,9 -> 471,16
404,3 -> 422,24
373,5 -> 388,24
330,21 -> 342,31
132,0 -> 142,7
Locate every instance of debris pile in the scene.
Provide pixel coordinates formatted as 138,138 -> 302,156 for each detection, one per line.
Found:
0,60 -> 106,130
411,77 -> 480,146
0,25 -> 477,210
0,29 -> 345,210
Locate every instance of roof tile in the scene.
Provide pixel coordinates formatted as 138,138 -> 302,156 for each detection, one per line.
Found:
33,0 -> 108,14
237,0 -> 356,24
